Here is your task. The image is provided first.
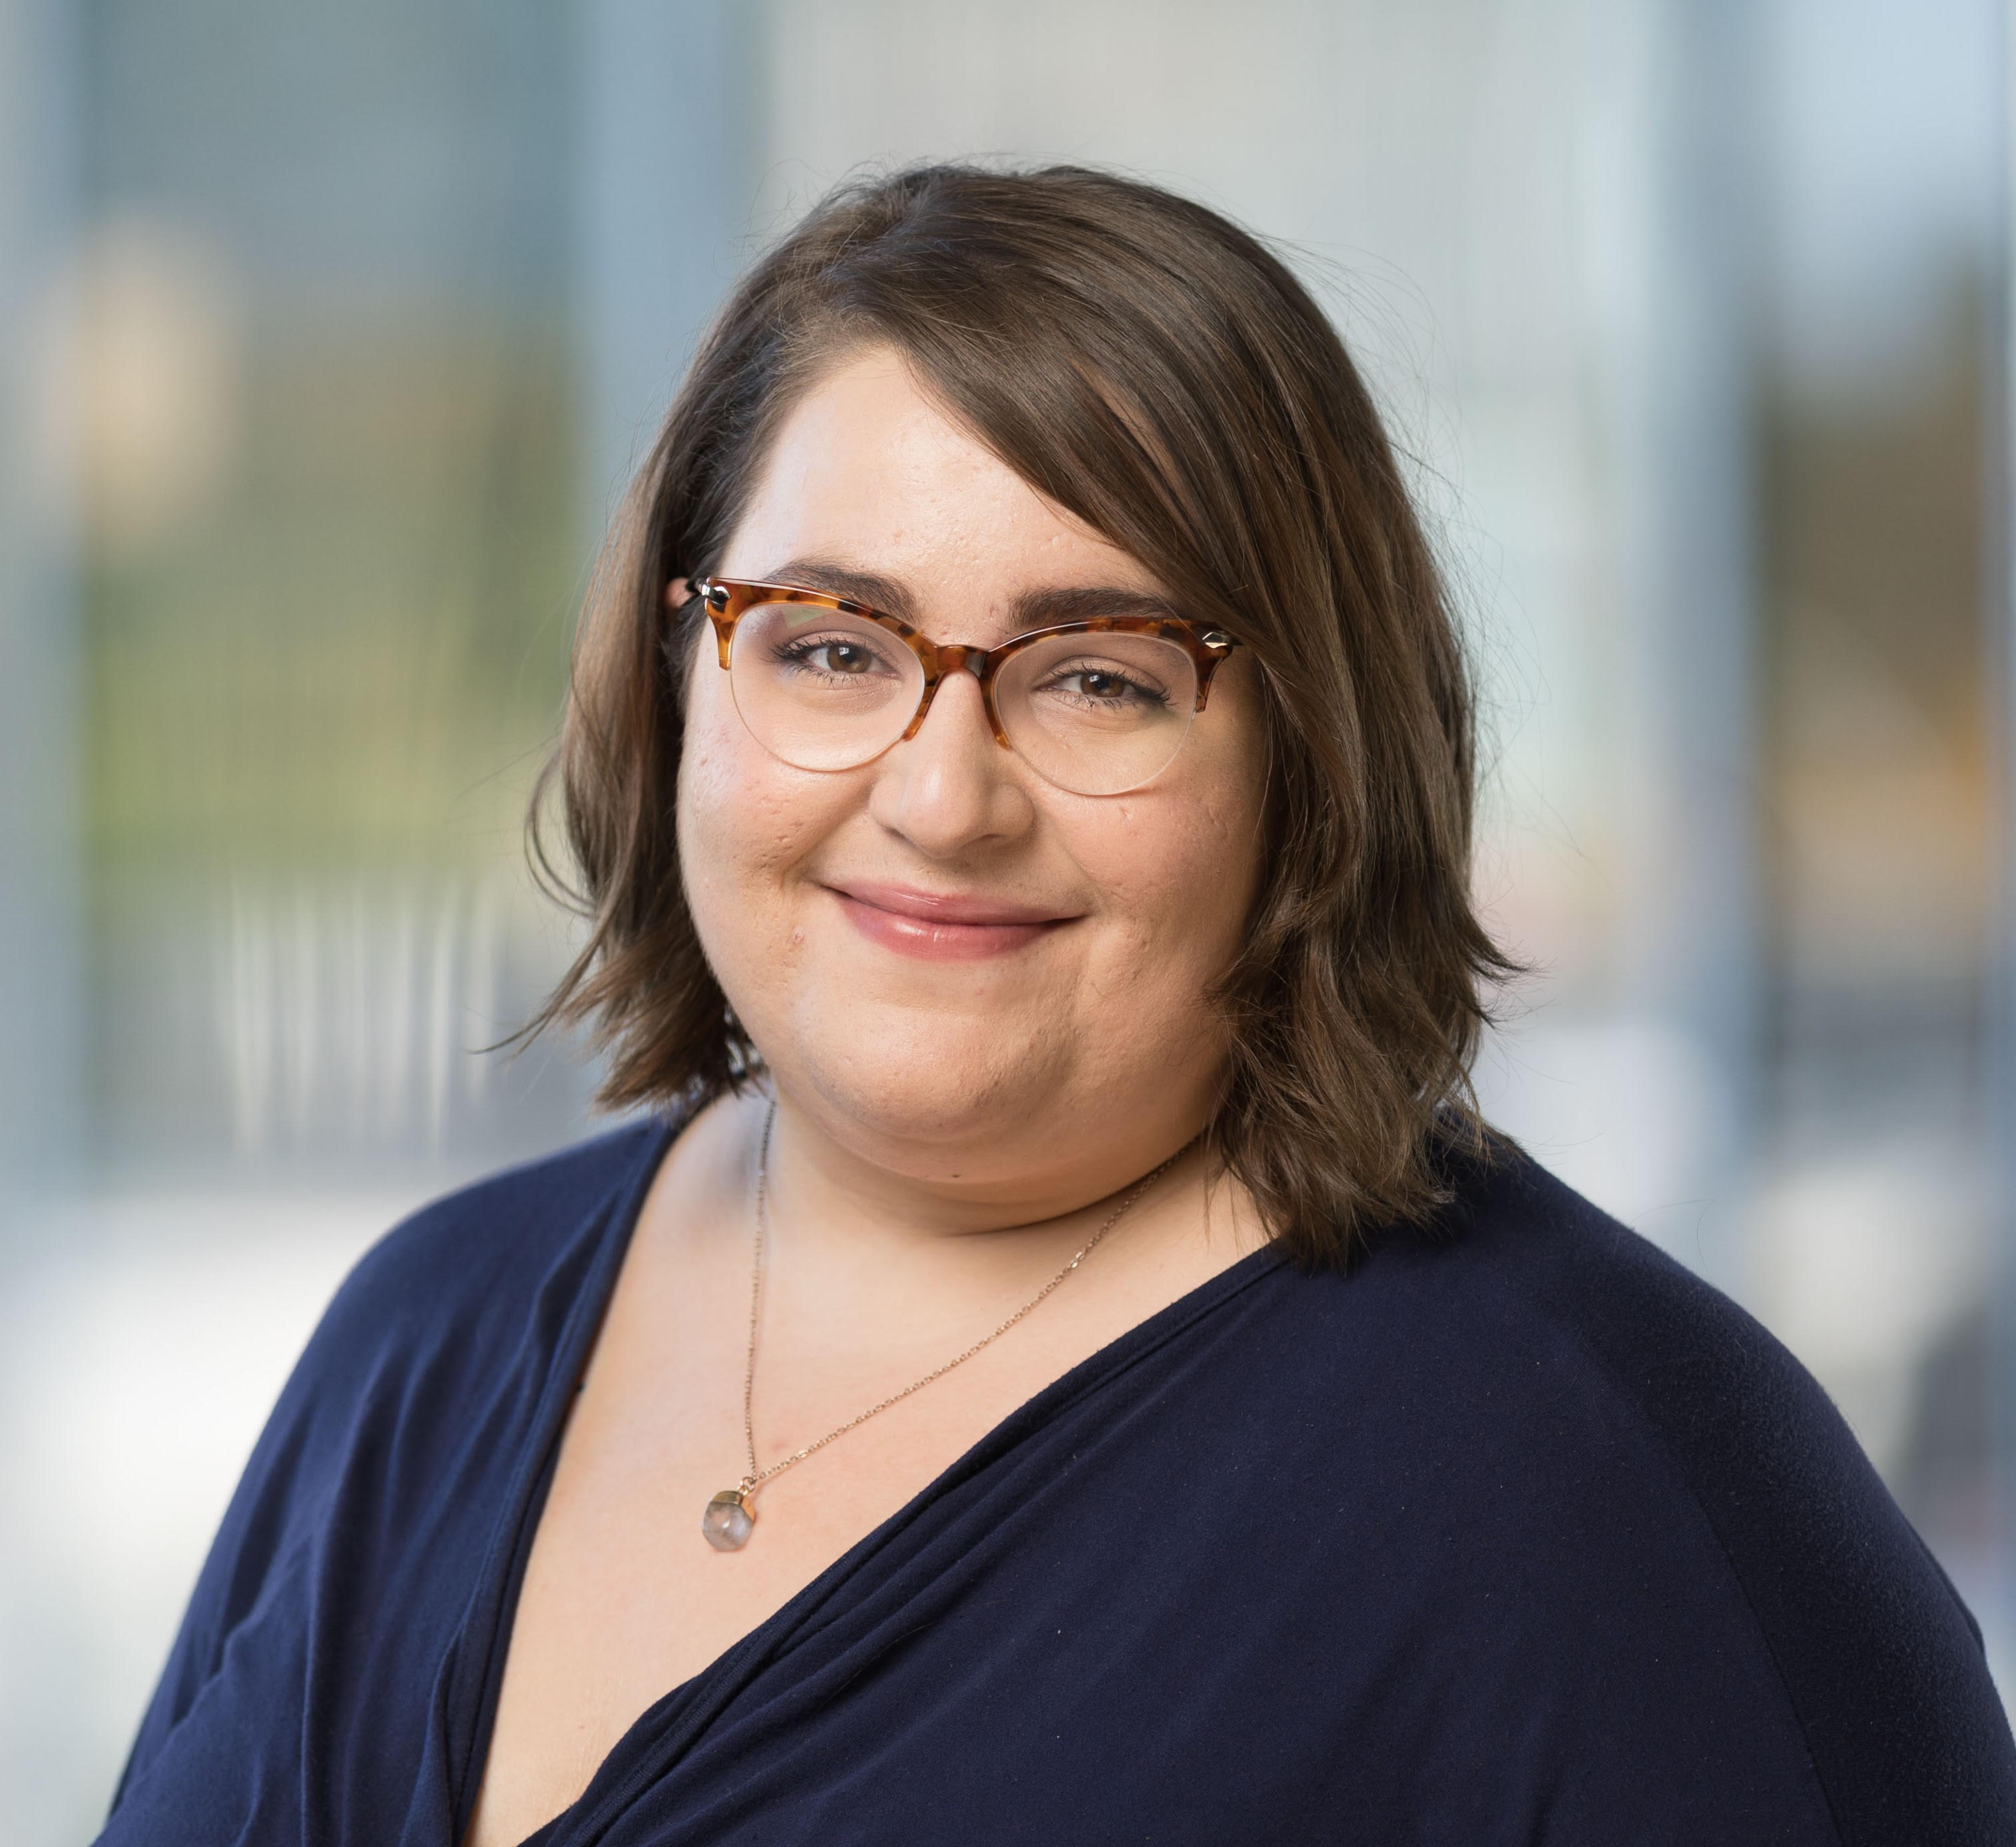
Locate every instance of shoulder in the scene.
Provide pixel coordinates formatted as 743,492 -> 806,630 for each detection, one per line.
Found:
272,1113 -> 672,1437
1340,1139 -> 2016,1840
250,1116 -> 673,1475
1391,1141 -> 1860,1476
1400,1143 -> 1949,1615
108,1117 -> 676,1805
314,1115 -> 672,1356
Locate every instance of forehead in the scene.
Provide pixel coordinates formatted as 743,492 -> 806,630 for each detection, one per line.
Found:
718,348 -> 1166,641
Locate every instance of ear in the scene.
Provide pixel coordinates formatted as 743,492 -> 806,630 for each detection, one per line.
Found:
666,577 -> 691,610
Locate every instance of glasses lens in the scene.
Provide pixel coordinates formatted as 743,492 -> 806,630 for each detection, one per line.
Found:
994,631 -> 1200,795
728,602 -> 924,772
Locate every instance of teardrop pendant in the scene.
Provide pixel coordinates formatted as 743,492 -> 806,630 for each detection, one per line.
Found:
701,1488 -> 754,1551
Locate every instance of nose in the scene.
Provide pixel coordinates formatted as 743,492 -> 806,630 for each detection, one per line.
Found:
866,666 -> 1035,857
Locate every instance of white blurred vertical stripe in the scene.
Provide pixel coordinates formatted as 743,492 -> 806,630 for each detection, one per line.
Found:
218,876 -> 508,1160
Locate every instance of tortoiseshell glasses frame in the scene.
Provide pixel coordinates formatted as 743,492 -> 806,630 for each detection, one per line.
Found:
680,574 -> 1242,796
687,575 -> 1239,738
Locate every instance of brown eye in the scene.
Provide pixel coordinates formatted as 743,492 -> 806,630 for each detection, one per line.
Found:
728,602 -> 923,771
1032,659 -> 1172,712
1075,669 -> 1132,701
769,628 -> 905,682
821,642 -> 875,676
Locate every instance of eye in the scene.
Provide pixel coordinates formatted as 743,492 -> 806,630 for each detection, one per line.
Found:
772,630 -> 905,680
806,640 -> 874,676
1034,658 -> 1173,709
1069,668 -> 1141,702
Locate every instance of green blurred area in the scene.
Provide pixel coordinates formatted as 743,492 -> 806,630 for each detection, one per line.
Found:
84,322 -> 580,876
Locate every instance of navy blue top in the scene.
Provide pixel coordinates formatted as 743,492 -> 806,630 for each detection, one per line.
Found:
102,1119 -> 2016,1845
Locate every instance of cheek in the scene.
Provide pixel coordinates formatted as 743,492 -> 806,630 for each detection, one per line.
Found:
676,676 -> 752,920
1091,728 -> 1265,962
1059,777 -> 1265,1085
676,670 -> 836,963
1066,786 -> 1264,1029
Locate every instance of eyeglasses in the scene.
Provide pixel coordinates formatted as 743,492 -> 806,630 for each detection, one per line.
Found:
686,577 -> 1241,797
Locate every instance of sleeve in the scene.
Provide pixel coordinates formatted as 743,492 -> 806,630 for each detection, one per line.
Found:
1515,1161 -> 2016,1844
106,1222 -> 410,1810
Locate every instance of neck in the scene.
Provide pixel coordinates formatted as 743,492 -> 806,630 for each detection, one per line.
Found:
761,1087 -> 1202,1246
689,1085 -> 1254,1308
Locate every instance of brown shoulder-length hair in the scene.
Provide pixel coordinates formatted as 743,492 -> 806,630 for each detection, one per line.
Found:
527,162 -> 1514,1268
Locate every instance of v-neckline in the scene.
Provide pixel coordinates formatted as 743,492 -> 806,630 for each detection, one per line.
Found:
450,1112 -> 1288,1847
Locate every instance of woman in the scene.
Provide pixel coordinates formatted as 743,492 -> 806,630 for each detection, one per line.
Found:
104,166 -> 2014,1846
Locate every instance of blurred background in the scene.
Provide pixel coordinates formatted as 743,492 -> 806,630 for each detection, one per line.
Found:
0,0 -> 2009,1834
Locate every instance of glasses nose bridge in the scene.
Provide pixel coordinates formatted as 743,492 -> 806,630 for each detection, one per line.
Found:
930,640 -> 989,678
904,640 -> 1011,746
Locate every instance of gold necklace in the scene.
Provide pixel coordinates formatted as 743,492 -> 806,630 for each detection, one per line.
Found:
701,1103 -> 1190,1550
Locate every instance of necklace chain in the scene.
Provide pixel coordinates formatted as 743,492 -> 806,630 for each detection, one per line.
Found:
736,1103 -> 1188,1500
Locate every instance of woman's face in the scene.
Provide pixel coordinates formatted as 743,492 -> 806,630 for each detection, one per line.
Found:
678,347 -> 1268,1196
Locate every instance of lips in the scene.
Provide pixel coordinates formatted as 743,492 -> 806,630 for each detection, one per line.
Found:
825,881 -> 1080,961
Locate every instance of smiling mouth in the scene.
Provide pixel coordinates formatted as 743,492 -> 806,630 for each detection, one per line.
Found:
825,882 -> 1080,961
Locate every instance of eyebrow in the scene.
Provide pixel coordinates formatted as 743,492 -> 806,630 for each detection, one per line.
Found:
758,557 -> 1186,637
761,558 -> 917,621
1009,584 -> 1184,629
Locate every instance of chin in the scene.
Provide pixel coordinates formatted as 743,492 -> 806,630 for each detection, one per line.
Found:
782,1003 -> 1083,1165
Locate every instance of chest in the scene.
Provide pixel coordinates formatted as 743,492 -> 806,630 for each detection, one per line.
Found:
461,1228 -> 1138,1846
